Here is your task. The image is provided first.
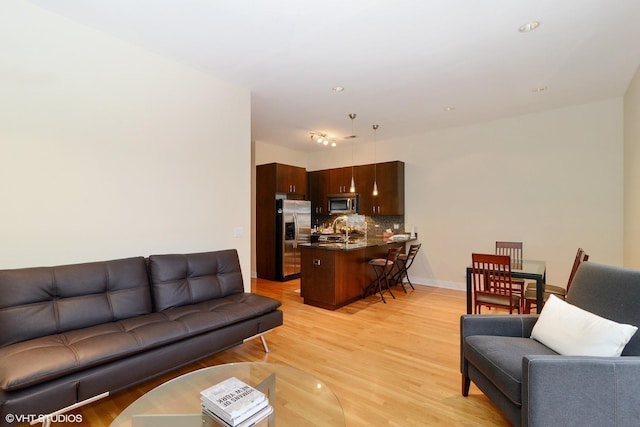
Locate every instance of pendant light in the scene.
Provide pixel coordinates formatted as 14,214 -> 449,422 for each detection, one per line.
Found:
372,124 -> 379,196
348,113 -> 357,193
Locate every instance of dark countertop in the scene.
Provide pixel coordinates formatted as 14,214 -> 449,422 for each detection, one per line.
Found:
300,236 -> 417,251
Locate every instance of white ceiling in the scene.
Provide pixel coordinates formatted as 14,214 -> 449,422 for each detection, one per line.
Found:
28,0 -> 640,151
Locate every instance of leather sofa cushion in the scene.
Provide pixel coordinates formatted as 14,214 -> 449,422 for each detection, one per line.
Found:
0,292 -> 281,392
0,257 -> 152,347
464,336 -> 557,406
149,250 -> 245,311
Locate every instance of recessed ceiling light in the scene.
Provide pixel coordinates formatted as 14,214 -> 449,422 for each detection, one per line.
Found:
445,106 -> 456,111
531,86 -> 548,93
332,86 -> 345,92
519,21 -> 540,32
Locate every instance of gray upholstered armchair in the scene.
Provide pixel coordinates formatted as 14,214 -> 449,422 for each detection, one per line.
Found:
460,261 -> 640,426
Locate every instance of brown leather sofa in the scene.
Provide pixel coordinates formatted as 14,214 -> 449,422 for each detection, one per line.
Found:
0,249 -> 283,426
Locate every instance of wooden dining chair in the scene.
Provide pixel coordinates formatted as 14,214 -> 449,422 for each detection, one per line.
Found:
471,253 -> 521,314
523,247 -> 589,313
495,241 -> 526,294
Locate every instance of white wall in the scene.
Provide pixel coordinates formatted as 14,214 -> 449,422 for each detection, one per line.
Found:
254,140 -> 308,169
0,1 -> 252,287
624,66 -> 640,268
306,99 -> 624,289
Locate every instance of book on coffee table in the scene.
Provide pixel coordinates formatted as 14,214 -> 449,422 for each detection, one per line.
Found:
202,403 -> 272,427
200,377 -> 268,426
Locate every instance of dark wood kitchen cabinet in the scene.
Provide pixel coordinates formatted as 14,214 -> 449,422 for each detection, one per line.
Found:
276,163 -> 307,196
356,161 -> 404,215
307,170 -> 329,215
257,163 -> 307,197
354,164 -> 375,213
256,162 -> 307,280
329,166 -> 355,194
306,161 -> 404,216
307,166 -> 358,215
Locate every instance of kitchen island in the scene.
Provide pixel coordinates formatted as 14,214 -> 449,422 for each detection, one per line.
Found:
299,237 -> 415,310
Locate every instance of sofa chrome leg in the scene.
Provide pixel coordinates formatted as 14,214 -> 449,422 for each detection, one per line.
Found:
30,392 -> 109,427
260,335 -> 269,353
244,333 -> 270,353
462,375 -> 471,396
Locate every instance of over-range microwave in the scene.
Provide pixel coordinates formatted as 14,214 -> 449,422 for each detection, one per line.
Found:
328,194 -> 359,215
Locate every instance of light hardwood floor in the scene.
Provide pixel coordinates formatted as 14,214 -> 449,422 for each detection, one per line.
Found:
56,279 -> 510,427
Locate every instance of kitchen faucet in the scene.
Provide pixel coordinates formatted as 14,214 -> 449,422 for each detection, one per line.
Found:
331,215 -> 349,242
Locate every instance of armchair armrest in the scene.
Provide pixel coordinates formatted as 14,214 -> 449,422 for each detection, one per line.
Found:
460,314 -> 539,376
522,355 -> 640,427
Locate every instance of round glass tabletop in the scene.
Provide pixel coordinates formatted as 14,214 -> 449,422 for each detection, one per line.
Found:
110,362 -> 345,427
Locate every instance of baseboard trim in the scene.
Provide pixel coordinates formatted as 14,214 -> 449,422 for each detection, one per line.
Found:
407,276 -> 466,291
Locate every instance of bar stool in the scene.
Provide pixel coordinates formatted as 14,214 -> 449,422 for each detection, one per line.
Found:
392,243 -> 421,292
366,247 -> 401,303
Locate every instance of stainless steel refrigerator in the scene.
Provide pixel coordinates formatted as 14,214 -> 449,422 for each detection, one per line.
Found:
276,199 -> 311,281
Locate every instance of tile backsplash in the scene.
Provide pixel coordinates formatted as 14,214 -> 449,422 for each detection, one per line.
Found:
314,214 -> 405,236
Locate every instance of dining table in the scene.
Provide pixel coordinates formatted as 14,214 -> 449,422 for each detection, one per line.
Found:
465,259 -> 547,314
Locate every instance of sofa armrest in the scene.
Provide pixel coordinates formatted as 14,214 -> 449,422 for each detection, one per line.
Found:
522,355 -> 640,427
460,314 -> 539,376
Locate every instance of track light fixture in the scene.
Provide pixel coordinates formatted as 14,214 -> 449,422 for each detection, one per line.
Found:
309,132 -> 337,147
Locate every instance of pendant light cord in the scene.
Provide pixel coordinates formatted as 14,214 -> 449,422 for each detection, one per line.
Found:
373,124 -> 379,196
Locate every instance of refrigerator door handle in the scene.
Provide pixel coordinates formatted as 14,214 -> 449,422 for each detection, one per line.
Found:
292,212 -> 298,249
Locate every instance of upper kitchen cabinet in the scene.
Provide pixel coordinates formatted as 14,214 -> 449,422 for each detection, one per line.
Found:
258,163 -> 307,197
306,160 -> 404,216
354,164 -> 375,213
278,163 -> 307,196
357,161 -> 404,215
329,166 -> 354,194
307,170 -> 329,215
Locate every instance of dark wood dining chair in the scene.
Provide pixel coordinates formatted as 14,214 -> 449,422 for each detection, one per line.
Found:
523,247 -> 589,313
495,241 -> 526,296
471,253 -> 520,314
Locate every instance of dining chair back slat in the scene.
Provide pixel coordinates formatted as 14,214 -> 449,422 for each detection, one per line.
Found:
495,241 -> 523,270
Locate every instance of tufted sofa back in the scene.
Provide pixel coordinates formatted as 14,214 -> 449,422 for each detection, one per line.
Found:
567,261 -> 640,356
148,249 -> 244,311
0,257 -> 152,347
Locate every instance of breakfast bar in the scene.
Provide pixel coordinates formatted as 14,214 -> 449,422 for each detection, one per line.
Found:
299,237 -> 414,310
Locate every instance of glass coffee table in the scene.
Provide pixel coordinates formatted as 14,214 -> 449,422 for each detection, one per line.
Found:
110,362 -> 345,427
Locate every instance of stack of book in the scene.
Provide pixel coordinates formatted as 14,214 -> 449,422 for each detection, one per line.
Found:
201,377 -> 273,427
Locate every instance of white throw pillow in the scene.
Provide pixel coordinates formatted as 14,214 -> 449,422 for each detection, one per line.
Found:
531,294 -> 638,357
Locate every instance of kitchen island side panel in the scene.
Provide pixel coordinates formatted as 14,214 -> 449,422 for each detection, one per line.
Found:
300,242 -> 406,310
